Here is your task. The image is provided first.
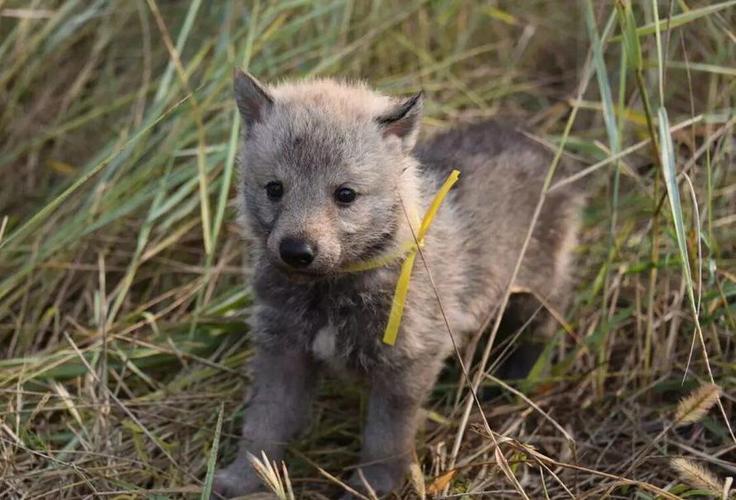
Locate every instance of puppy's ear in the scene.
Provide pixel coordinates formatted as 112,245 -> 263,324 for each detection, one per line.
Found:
233,70 -> 274,127
376,91 -> 423,151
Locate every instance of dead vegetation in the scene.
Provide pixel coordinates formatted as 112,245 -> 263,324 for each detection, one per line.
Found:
0,1 -> 734,498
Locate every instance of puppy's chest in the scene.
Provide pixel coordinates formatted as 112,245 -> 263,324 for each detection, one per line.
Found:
307,286 -> 395,370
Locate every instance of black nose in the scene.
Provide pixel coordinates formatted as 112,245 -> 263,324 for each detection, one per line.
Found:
279,238 -> 316,268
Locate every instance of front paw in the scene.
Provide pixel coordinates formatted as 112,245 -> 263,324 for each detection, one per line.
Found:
211,461 -> 264,499
339,463 -> 406,499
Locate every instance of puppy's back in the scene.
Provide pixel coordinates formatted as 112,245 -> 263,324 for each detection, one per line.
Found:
416,120 -> 582,319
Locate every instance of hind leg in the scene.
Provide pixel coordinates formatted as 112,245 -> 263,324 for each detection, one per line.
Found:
499,257 -> 574,380
494,292 -> 551,380
493,191 -> 579,381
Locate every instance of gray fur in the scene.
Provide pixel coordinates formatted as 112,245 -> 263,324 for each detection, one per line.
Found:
214,72 -> 583,498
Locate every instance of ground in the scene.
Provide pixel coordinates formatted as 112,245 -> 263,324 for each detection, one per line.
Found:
0,1 -> 734,498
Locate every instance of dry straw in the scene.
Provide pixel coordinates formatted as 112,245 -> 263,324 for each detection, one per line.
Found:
674,383 -> 721,426
670,458 -> 726,497
247,451 -> 296,500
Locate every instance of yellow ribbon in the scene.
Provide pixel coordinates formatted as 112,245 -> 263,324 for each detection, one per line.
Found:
336,169 -> 460,345
382,169 -> 460,345
340,239 -> 421,273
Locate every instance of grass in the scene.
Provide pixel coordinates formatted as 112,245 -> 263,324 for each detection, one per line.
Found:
1,0 -> 735,498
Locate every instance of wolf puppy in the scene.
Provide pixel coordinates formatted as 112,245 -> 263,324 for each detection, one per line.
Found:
214,71 -> 581,498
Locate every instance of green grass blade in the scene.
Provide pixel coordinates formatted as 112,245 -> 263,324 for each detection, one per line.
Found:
201,402 -> 225,500
615,0 -> 642,71
658,107 -> 695,310
612,0 -> 736,40
585,3 -> 620,156
154,0 -> 203,104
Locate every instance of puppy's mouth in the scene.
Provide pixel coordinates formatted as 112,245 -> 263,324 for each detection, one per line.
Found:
283,268 -> 327,282
269,259 -> 333,282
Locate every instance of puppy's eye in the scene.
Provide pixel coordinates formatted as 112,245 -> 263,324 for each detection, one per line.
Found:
265,181 -> 283,201
334,187 -> 357,204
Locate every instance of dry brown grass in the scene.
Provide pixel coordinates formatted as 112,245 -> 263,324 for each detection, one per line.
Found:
1,1 -> 734,498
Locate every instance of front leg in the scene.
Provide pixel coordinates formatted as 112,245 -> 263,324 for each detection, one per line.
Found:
346,359 -> 443,498
214,345 -> 318,498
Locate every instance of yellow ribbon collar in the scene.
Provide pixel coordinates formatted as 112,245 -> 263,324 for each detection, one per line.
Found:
339,169 -> 460,345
